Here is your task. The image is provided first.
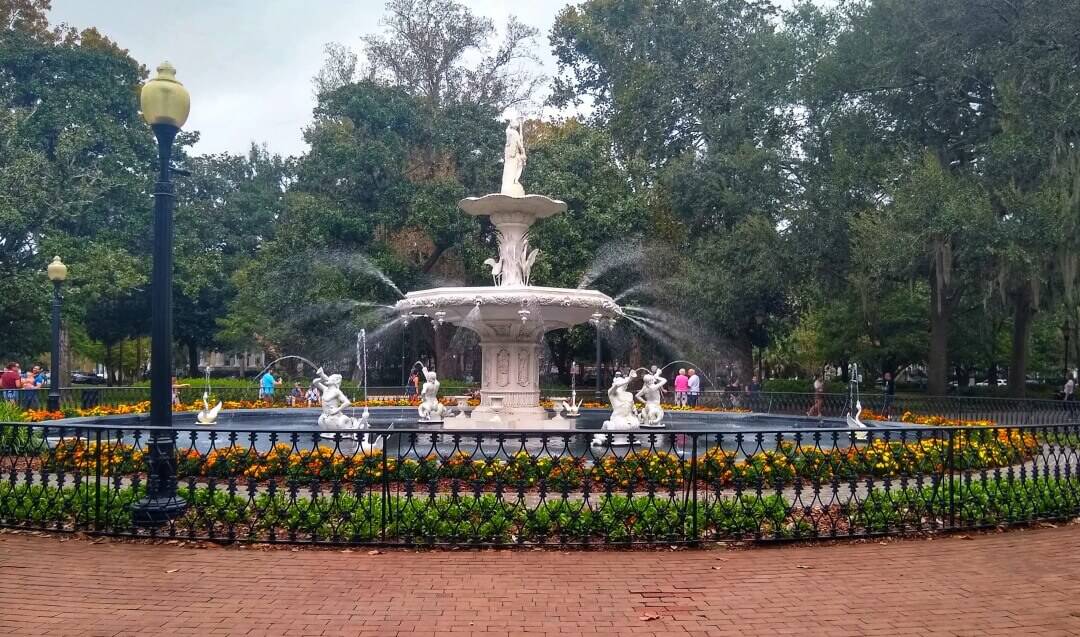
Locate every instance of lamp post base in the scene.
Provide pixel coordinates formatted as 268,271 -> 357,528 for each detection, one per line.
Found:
131,496 -> 188,527
46,394 -> 60,413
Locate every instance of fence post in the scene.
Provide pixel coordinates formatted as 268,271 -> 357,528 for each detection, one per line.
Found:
94,428 -> 102,533
690,433 -> 699,544
380,439 -> 389,543
946,428 -> 956,529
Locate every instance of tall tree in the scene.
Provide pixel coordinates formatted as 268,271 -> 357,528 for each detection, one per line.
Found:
361,0 -> 541,110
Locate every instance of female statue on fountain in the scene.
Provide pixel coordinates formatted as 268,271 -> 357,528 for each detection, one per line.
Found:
501,118 -> 526,197
312,367 -> 359,433
636,372 -> 667,428
417,365 -> 447,422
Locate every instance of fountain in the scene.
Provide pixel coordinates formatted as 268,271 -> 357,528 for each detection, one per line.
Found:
393,119 -> 622,428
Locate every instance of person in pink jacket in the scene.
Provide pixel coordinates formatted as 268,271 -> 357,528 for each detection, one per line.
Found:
673,368 -> 689,407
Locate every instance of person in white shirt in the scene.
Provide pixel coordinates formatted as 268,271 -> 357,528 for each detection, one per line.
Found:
1066,374 -> 1076,418
807,374 -> 825,417
687,369 -> 701,408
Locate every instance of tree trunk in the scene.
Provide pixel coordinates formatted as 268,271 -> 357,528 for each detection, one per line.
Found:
927,273 -> 951,396
135,338 -> 143,382
117,340 -> 125,385
187,343 -> 199,378
1008,284 -> 1036,398
733,334 -> 754,385
433,325 -> 455,379
104,342 -> 111,386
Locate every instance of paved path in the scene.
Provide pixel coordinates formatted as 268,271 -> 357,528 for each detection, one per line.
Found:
1,527 -> 1079,637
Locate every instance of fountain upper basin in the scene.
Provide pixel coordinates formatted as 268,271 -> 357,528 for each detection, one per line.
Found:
395,285 -> 621,333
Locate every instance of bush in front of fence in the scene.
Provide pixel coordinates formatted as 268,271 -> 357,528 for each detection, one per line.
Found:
3,476 -> 1076,543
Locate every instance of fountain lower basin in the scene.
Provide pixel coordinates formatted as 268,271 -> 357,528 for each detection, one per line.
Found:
395,286 -> 620,428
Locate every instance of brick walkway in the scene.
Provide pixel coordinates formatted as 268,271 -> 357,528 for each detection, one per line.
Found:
1,527 -> 1079,636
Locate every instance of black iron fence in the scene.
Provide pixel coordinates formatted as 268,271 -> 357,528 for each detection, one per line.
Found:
22,387 -> 1079,427
1,421 -> 1077,546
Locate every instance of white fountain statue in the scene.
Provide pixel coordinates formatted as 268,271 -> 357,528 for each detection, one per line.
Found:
417,365 -> 447,423
561,361 -> 582,418
636,371 -> 667,428
560,396 -> 582,418
592,372 -> 641,446
196,366 -> 222,425
394,118 -> 621,428
501,118 -> 527,197
196,392 -> 223,425
313,367 -> 371,446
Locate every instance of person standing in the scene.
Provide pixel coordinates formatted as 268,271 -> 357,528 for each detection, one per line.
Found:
746,375 -> 762,411
1065,373 -> 1076,419
171,376 -> 190,406
1,362 -> 21,404
882,371 -> 896,418
807,374 -> 824,417
673,368 -> 689,407
20,366 -> 42,410
259,369 -> 280,405
406,370 -> 419,404
687,368 -> 701,408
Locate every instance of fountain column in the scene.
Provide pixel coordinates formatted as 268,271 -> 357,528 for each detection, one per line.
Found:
470,323 -> 545,424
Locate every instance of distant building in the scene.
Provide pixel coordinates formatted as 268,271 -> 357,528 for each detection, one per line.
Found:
198,350 -> 267,377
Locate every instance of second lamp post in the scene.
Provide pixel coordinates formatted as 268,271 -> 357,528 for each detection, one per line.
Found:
46,256 -> 67,412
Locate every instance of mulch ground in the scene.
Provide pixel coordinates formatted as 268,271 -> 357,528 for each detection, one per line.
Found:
1,524 -> 1079,636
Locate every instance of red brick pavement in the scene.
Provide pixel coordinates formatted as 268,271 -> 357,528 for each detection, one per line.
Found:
1,527 -> 1079,637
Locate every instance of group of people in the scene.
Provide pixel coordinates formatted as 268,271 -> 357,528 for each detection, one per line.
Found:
670,368 -> 702,407
1,362 -> 48,409
258,371 -> 321,406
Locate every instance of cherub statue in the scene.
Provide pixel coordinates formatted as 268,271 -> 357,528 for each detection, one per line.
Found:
636,372 -> 667,428
417,365 -> 447,422
313,367 -> 363,436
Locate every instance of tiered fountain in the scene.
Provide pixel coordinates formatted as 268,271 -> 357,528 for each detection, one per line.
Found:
394,120 -> 622,428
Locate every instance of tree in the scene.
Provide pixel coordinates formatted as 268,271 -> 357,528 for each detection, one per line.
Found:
551,0 -> 800,381
361,0 -> 541,110
0,2 -> 154,362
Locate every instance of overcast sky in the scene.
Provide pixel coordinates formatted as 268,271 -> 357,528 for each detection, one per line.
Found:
49,1 -> 570,157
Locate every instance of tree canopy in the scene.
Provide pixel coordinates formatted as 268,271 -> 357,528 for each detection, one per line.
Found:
3,0 -> 1080,396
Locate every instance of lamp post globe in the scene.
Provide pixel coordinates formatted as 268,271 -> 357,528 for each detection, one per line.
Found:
46,257 -> 66,412
131,61 -> 189,526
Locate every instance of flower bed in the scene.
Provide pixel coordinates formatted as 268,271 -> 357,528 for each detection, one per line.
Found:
41,427 -> 1040,490
860,409 -> 995,428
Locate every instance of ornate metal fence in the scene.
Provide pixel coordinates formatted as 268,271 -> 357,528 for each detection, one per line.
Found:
1,421 -> 1077,545
28,387 -> 1079,428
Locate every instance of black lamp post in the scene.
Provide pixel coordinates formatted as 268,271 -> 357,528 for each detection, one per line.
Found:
131,62 -> 190,526
46,256 -> 67,412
